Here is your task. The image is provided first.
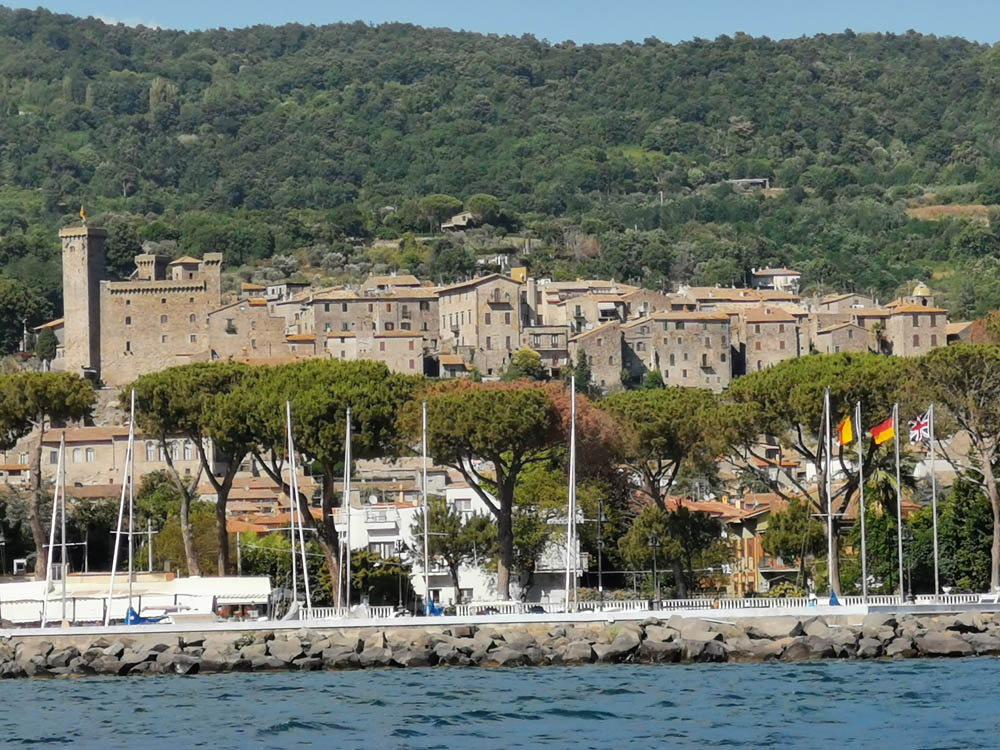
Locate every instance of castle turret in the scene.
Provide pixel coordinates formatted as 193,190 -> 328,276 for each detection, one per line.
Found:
59,224 -> 106,379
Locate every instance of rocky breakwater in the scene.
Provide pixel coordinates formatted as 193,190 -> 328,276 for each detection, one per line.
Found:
1,611 -> 999,678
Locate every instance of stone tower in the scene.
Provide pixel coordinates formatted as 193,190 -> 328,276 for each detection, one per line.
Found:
59,224 -> 106,379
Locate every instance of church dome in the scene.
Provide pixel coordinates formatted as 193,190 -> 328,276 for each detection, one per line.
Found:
912,281 -> 931,296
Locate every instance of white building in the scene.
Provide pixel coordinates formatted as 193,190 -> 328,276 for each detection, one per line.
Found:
333,474 -> 582,608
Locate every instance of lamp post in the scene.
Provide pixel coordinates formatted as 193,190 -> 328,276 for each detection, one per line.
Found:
648,532 -> 661,606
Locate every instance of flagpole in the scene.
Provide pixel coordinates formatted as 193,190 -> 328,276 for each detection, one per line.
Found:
929,403 -> 940,600
894,403 -> 905,603
824,387 -> 834,598
856,401 -> 867,604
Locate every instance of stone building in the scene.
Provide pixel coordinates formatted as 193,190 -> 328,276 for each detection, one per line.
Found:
740,307 -> 801,374
568,321 -> 622,392
885,304 -> 947,356
58,222 -> 224,387
205,298 -> 288,361
749,267 -> 801,293
814,322 -> 873,354
360,331 -> 426,374
623,311 -> 732,391
438,274 -> 523,377
520,326 -> 570,376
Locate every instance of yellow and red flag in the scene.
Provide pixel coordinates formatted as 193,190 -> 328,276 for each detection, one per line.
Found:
869,416 -> 895,445
838,416 -> 854,445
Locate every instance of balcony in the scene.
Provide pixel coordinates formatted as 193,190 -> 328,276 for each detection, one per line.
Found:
488,289 -> 512,306
364,508 -> 399,530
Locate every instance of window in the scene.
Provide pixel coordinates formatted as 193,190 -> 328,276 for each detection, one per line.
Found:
189,313 -> 197,323
421,322 -> 428,331
486,336 -> 492,350
778,324 -> 785,333
146,441 -> 156,462
485,313 -> 491,325
189,334 -> 197,343
931,334 -> 938,347
702,322 -> 708,331
342,302 -> 348,312
505,336 -> 511,349
669,353 -> 675,366
779,340 -> 786,350
384,322 -> 395,331
368,541 -> 395,558
324,303 -> 330,313
160,335 -> 167,344
682,369 -> 688,378
676,322 -> 685,331
85,447 -> 94,463
754,324 -> 761,334
183,441 -> 193,461
701,353 -> 708,367
636,341 -> 646,352
596,338 -> 603,347
704,337 -> 711,347
720,352 -> 727,362
835,345 -> 841,353
848,329 -> 853,340
640,326 -> 649,335
368,304 -> 374,313
72,448 -> 81,463
49,451 -> 58,465
912,314 -> 919,328
420,301 -> 430,311
756,360 -> 762,371
754,341 -> 761,351
379,341 -> 386,352
324,323 -> 332,332
532,335 -> 541,347
401,322 -> 411,330
913,335 -> 920,347
125,316 -> 132,325
386,303 -> 392,312
161,298 -> 166,304
125,299 -> 131,306
676,337 -> 682,345
575,305 -> 582,316
505,312 -> 511,325
409,359 -> 415,369
189,297 -> 194,303
408,340 -> 415,350
125,341 -> 131,352
160,315 -> 168,324
608,356 -> 614,365
550,335 -> 559,347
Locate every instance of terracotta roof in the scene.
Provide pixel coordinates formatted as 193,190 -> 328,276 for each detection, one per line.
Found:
226,518 -> 271,534
374,331 -> 423,338
437,273 -> 521,294
169,255 -> 201,265
890,304 -> 947,315
35,318 -> 64,330
649,311 -> 730,322
569,320 -> 620,342
743,308 -> 797,324
947,321 -> 973,335
313,290 -> 359,301
816,322 -> 866,335
363,274 -> 421,287
241,282 -> 265,291
820,293 -> 866,305
326,332 -> 357,339
438,354 -> 468,367
0,464 -> 28,472
285,333 -> 316,342
850,308 -> 890,318
248,298 -> 268,306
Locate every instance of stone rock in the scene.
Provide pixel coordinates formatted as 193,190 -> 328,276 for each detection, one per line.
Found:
321,648 -> 361,669
181,636 -> 206,648
200,649 -> 243,673
251,656 -> 288,671
547,626 -> 567,639
949,612 -> 986,633
362,631 -> 387,651
481,647 -> 528,667
961,632 -> 1000,655
46,647 -> 79,668
327,634 -> 363,653
268,638 -> 305,664
432,643 -> 462,666
471,631 -> 497,652
450,626 -> 475,639
640,617 -> 661,628
392,649 -> 431,668
862,626 -> 895,642
746,617 -> 804,640
295,657 -> 322,671
240,643 -> 268,660
171,654 -> 201,675
308,637 -> 331,656
804,636 -> 836,659
639,639 -> 681,663
155,646 -> 183,665
358,647 -> 393,668
780,637 -> 813,662
677,619 -> 717,639
89,637 -> 112,650
102,642 -> 127,659
862,614 -> 897,631
92,656 -> 129,676
857,637 -> 882,659
802,618 -> 835,639
885,636 -> 917,659
501,631 -> 536,651
644,625 -> 678,643
525,647 -> 547,666
593,631 -> 640,663
119,648 -> 152,669
915,632 -> 974,657
694,640 -> 727,663
681,639 -> 706,662
560,641 -> 594,665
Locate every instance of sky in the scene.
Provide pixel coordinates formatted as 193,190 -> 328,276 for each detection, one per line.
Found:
17,0 -> 1000,45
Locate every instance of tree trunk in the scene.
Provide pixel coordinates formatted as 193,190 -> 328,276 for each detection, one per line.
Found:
450,564 -> 461,598
29,422 -> 47,581
496,497 -> 514,600
980,444 -> 1000,592
215,494 -> 229,576
162,440 -> 200,576
671,558 -> 687,598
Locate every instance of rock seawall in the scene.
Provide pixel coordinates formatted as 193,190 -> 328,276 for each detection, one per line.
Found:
1,612 -> 997,678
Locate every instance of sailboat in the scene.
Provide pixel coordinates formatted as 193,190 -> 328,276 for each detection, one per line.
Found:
281,400 -> 312,620
564,376 -> 577,612
40,433 -> 68,627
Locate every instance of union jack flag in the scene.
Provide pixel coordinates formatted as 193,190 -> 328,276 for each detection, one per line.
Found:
909,412 -> 930,444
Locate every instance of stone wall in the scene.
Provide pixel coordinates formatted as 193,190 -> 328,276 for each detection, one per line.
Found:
1,611 -> 997,678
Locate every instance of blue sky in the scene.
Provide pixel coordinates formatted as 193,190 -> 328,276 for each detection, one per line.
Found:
20,1 -> 1000,44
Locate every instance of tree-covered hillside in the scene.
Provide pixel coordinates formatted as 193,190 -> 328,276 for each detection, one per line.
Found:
3,6 -> 1000,340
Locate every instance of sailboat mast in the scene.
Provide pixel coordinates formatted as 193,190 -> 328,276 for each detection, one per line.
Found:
287,402 -> 311,614
127,396 -> 135,611
344,407 -> 352,609
422,401 -> 429,615
824,387 -> 834,595
285,402 -> 298,606
105,389 -> 135,626
41,433 -> 64,627
60,430 -> 68,623
564,376 -> 576,611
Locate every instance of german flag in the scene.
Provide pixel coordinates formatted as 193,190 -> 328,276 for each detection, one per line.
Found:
838,416 -> 854,445
869,416 -> 895,445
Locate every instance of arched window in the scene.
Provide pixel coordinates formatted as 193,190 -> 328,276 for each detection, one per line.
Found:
171,441 -> 180,460
189,313 -> 196,323
183,441 -> 193,461
72,447 -> 81,463
125,316 -> 132,326
85,447 -> 95,463
160,315 -> 168,324
146,441 -> 156,462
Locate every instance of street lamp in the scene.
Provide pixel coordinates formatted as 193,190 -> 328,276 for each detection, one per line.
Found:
648,532 -> 662,606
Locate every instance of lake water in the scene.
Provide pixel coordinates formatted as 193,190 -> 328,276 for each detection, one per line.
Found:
4,660 -> 998,748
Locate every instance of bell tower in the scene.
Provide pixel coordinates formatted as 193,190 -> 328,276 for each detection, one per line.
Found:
59,223 -> 106,379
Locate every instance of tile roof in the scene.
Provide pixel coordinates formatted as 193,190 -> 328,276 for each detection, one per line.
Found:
285,333 -> 316,342
890,304 -> 947,315
169,255 -> 201,265
752,267 -> 801,276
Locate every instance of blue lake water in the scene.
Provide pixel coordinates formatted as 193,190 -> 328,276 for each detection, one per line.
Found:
4,660 -> 998,748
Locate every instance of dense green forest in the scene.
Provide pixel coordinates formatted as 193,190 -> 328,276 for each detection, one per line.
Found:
3,7 -> 1000,342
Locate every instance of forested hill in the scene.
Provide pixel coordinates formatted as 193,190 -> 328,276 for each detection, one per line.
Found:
3,6 -> 1000,346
